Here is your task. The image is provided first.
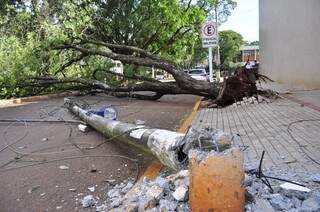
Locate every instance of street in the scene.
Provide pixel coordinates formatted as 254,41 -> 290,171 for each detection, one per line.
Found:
0,94 -> 197,212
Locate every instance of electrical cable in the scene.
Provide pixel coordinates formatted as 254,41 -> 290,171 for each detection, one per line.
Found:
0,119 -> 85,124
0,154 -> 140,182
0,121 -> 141,182
0,97 -> 149,182
0,120 -> 29,153
287,119 -> 320,166
254,151 -> 307,193
1,119 -> 147,155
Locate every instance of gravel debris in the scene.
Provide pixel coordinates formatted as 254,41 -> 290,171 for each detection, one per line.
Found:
81,195 -> 95,208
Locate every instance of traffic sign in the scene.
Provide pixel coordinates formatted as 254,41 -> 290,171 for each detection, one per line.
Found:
201,22 -> 218,48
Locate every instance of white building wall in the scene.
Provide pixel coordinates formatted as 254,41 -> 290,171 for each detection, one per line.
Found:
259,0 -> 320,88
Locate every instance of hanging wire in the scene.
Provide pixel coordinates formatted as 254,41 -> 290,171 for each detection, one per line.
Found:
254,151 -> 307,193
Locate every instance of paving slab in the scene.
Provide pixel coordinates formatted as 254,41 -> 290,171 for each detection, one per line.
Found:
192,96 -> 320,180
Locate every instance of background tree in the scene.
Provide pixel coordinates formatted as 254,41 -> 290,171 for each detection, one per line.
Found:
210,0 -> 237,23
0,0 -> 263,107
249,40 -> 259,46
0,0 -> 216,98
218,30 -> 245,65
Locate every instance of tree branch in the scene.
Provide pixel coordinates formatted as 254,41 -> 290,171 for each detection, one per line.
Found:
93,69 -> 160,83
185,0 -> 193,12
53,43 -> 220,98
54,44 -> 178,75
154,27 -> 192,54
142,23 -> 167,49
78,38 -> 166,62
54,53 -> 87,76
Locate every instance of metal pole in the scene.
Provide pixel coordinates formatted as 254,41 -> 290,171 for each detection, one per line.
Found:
152,66 -> 155,79
215,6 -> 221,82
216,45 -> 221,82
242,50 -> 244,62
254,49 -> 257,60
208,47 -> 213,82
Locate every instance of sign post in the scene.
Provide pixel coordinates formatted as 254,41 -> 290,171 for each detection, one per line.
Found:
201,22 -> 218,82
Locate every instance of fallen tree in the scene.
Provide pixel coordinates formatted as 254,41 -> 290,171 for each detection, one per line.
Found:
27,39 -> 264,106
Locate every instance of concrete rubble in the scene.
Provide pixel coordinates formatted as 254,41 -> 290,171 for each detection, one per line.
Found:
81,195 -> 96,208
245,168 -> 320,212
79,126 -> 244,211
94,170 -> 190,211
89,139 -> 319,212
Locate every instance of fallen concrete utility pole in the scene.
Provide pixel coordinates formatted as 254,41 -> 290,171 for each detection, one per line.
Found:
65,98 -> 245,210
64,98 -> 186,170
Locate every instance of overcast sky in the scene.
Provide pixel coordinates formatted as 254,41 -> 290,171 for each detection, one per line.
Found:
219,0 -> 259,42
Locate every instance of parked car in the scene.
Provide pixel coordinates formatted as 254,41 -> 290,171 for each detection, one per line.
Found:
110,60 -> 123,74
155,74 -> 165,80
188,68 -> 209,81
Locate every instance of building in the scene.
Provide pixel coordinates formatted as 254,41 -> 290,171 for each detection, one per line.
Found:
259,0 -> 320,89
240,45 -> 259,62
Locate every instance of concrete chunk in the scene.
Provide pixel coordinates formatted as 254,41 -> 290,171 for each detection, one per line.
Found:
300,193 -> 320,212
253,198 -> 275,212
146,185 -> 164,200
81,195 -> 95,208
172,186 -> 188,202
280,182 -> 311,192
269,194 -> 294,211
159,199 -> 177,212
107,188 -> 121,198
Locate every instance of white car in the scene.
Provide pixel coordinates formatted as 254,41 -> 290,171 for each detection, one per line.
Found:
155,74 -> 165,80
188,69 -> 209,81
110,60 -> 123,74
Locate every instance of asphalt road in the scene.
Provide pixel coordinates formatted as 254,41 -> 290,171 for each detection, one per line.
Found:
0,94 -> 197,212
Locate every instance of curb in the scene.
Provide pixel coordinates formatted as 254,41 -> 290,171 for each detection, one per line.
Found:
178,96 -> 202,133
0,91 -> 80,106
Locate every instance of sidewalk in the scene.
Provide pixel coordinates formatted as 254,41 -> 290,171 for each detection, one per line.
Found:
192,82 -> 320,181
260,81 -> 320,108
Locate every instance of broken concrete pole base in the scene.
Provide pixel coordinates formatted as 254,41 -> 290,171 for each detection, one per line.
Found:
189,148 -> 245,212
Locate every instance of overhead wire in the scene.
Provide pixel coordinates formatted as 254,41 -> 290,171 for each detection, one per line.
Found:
0,96 -> 151,181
